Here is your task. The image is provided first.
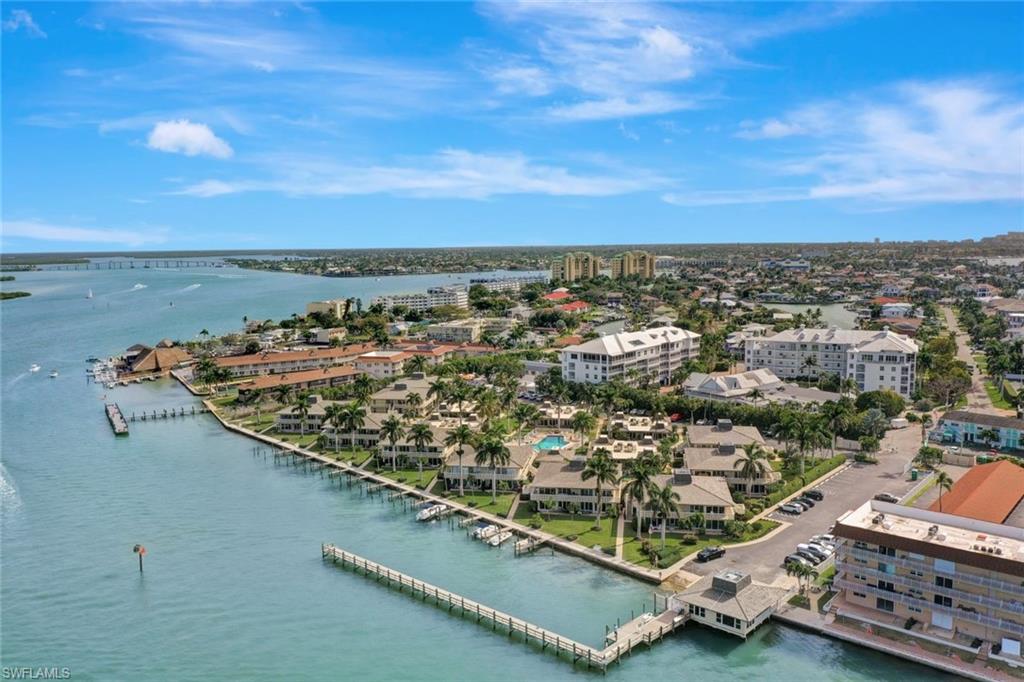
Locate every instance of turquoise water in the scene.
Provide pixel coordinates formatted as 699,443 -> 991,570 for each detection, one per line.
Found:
0,265 -> 953,680
534,435 -> 567,451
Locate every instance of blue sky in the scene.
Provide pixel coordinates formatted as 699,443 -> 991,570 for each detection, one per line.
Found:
2,2 -> 1022,252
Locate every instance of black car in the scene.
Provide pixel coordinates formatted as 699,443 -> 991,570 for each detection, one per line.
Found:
697,546 -> 726,562
794,496 -> 816,508
803,489 -> 825,501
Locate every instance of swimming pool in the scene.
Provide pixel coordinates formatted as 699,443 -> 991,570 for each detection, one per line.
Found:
534,435 -> 567,451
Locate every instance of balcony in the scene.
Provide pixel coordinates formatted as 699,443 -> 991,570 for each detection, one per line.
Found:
834,578 -> 1024,636
837,564 -> 1024,615
842,547 -> 1024,597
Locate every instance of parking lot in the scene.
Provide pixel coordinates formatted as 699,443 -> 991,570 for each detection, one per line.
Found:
688,453 -> 924,583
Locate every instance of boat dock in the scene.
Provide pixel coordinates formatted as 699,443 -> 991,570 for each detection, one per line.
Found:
104,403 -> 129,435
321,544 -> 685,671
128,406 -> 207,422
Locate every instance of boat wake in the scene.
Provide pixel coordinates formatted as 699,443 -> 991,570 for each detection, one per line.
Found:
178,283 -> 202,293
131,283 -> 148,290
0,463 -> 21,513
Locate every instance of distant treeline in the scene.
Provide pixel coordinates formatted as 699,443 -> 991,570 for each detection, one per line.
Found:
0,291 -> 31,300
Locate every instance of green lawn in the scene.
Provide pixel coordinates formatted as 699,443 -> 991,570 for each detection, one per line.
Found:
621,520 -> 781,569
445,491 -> 517,518
513,505 -> 618,553
319,448 -> 374,466
237,413 -> 276,430
983,380 -> 1015,409
266,430 -> 322,448
377,467 -> 439,490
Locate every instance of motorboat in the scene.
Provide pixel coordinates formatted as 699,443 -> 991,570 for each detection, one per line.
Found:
105,382 -> 116,389
415,504 -> 446,521
473,524 -> 499,540
488,531 -> 513,547
86,289 -> 93,299
48,369 -> 59,378
29,364 -> 41,373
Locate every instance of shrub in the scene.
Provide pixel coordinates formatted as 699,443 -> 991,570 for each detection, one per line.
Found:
854,453 -> 879,464
906,412 -> 920,423
565,534 -> 578,542
681,534 -> 699,545
528,513 -> 543,529
856,390 -> 906,418
914,398 -> 934,412
467,501 -> 478,508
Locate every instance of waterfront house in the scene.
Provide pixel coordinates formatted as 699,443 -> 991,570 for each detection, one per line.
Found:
237,365 -> 360,396
215,343 -> 376,378
670,571 -> 788,639
522,455 -> 619,513
629,469 -> 739,534
442,443 -> 536,492
325,412 -> 386,450
932,410 -> 1024,450
377,423 -> 454,468
274,396 -> 343,433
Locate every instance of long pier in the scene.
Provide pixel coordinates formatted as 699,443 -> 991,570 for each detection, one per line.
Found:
48,260 -> 230,271
321,544 -> 685,671
128,405 -> 207,422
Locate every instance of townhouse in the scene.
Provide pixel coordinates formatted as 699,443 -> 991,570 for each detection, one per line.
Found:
442,443 -> 536,492
354,350 -> 410,379
680,445 -> 781,496
686,420 -> 765,449
629,469 -> 741,534
523,455 -> 619,514
237,364 -> 361,396
215,343 -> 376,378
931,411 -> 1024,451
368,375 -> 434,416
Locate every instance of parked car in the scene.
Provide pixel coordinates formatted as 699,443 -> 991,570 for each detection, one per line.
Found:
795,550 -> 824,564
874,492 -> 900,504
780,503 -> 803,515
696,546 -> 726,563
803,489 -> 825,501
797,544 -> 830,562
808,542 -> 834,557
789,500 -> 811,511
812,533 -> 837,545
784,554 -> 813,568
794,496 -> 816,508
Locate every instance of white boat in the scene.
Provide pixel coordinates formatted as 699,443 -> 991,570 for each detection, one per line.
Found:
415,504 -> 446,521
48,369 -> 59,378
86,289 -> 93,299
29,364 -> 41,373
488,531 -> 513,547
473,524 -> 499,540
105,382 -> 116,389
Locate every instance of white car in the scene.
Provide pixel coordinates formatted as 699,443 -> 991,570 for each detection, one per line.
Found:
780,503 -> 803,515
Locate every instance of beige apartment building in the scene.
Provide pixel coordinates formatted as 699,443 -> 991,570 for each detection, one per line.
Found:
833,500 -> 1024,659
551,251 -> 600,283
560,326 -> 700,386
611,250 -> 656,279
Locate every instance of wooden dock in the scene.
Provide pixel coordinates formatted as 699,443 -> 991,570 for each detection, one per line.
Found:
104,403 -> 129,436
321,544 -> 685,670
128,405 -> 206,422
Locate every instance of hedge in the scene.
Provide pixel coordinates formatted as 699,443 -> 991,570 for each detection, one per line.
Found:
766,455 -> 846,506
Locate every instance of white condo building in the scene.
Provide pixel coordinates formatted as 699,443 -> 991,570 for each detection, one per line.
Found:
745,327 -> 918,397
372,285 -> 469,312
560,326 -> 700,385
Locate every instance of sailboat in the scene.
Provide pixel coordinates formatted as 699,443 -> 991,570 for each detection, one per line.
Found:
86,289 -> 93,299
29,364 -> 41,373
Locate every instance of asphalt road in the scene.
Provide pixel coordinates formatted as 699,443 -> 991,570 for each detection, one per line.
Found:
689,435 -> 924,583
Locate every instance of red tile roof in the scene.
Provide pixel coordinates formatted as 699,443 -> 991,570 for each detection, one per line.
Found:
215,343 -> 377,367
237,365 -> 360,392
558,301 -> 590,313
929,460 -> 1024,523
542,291 -> 573,301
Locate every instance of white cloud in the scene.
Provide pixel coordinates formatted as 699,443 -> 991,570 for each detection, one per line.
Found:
147,119 -> 233,159
3,9 -> 45,38
172,149 -> 665,200
673,80 -> 1024,206
548,93 -> 699,121
2,220 -> 168,246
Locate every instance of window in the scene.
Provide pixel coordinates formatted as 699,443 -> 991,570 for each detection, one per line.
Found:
689,604 -> 706,618
934,558 -> 956,575
934,595 -> 952,608
935,576 -> 953,590
876,597 -> 895,613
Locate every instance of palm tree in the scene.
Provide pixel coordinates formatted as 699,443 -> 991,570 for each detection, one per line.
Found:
324,403 -> 346,452
839,377 -> 859,396
650,482 -> 681,550
570,410 -> 597,452
746,388 -> 765,407
427,378 -> 449,410
273,385 -> 293,406
380,415 -> 405,472
622,455 -> 657,539
447,379 -> 473,426
444,424 -> 474,496
474,436 -> 511,504
248,388 -> 265,425
733,443 -> 771,494
315,432 -> 331,452
294,392 -> 313,436
820,398 -> 854,456
408,422 -> 434,477
935,470 -> 954,512
339,402 -> 367,454
475,388 -> 501,423
581,448 -> 618,530
406,354 -> 429,375
352,374 -> 375,405
403,392 -> 423,420
786,560 -> 819,595
512,403 -> 540,444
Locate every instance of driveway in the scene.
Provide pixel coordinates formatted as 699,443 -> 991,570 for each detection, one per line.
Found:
688,447 -> 921,583
941,305 -> 1014,415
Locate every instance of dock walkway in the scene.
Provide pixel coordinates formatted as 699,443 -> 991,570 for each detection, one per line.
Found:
104,403 -> 129,435
322,544 -> 685,670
